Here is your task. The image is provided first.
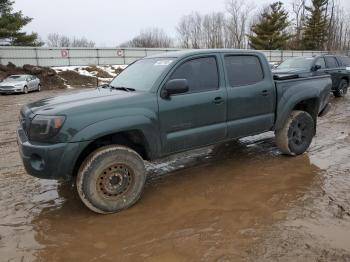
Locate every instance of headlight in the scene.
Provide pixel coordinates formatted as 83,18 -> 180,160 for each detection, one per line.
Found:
14,83 -> 23,87
29,115 -> 65,141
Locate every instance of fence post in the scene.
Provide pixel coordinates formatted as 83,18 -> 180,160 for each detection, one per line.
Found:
97,48 -> 100,66
123,49 -> 126,65
280,50 -> 284,63
34,48 -> 39,66
68,48 -> 71,66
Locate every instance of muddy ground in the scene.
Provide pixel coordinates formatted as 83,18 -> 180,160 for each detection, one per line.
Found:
0,89 -> 349,262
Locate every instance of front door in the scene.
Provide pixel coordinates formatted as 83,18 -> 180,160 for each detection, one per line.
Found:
158,55 -> 227,154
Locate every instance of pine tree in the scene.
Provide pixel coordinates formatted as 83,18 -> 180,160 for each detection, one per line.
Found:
248,2 -> 291,50
301,0 -> 328,50
0,0 -> 42,46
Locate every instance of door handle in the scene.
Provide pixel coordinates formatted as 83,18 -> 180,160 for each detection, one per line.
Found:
213,97 -> 224,104
262,90 -> 269,96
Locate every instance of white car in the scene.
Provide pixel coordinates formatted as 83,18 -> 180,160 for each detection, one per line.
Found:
0,75 -> 41,94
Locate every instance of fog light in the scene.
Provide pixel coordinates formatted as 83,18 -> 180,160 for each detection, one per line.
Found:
30,154 -> 45,171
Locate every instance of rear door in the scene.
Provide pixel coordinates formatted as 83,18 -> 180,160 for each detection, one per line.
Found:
223,54 -> 276,138
158,55 -> 227,154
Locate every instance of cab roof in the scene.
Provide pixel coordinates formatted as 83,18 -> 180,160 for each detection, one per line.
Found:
146,49 -> 262,59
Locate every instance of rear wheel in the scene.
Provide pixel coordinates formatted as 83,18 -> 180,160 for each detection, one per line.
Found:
275,110 -> 315,156
333,79 -> 348,97
23,86 -> 28,94
76,145 -> 146,214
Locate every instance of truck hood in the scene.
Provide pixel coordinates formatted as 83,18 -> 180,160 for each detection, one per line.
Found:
25,87 -> 142,115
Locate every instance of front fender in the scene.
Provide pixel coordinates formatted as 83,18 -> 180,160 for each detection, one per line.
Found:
69,115 -> 161,158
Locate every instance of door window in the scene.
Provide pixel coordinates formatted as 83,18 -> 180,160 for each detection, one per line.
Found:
315,58 -> 326,69
325,56 -> 339,68
224,55 -> 264,87
169,57 -> 219,93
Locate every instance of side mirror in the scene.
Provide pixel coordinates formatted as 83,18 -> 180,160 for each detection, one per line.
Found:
161,79 -> 189,98
313,64 -> 322,71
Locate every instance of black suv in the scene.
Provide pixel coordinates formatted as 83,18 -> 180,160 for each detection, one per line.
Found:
273,55 -> 350,97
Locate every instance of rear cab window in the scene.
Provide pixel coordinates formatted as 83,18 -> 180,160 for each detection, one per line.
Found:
224,55 -> 264,86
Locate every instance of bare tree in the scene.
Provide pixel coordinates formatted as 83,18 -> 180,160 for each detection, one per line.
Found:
177,15 -> 192,48
290,0 -> 306,49
119,28 -> 173,48
177,12 -> 204,48
47,33 -> 95,47
202,12 -> 225,48
325,0 -> 350,51
225,0 -> 253,49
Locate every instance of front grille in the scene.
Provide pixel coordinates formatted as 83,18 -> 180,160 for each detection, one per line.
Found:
0,86 -> 15,90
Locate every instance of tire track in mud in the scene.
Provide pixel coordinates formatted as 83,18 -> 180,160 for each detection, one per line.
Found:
247,95 -> 350,262
0,91 -> 350,261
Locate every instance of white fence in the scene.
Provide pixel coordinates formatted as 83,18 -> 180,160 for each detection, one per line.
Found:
0,46 -> 349,67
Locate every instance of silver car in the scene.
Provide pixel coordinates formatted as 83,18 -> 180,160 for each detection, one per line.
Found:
0,75 -> 41,94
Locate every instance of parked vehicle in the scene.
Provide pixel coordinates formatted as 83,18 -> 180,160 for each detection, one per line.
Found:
0,75 -> 41,94
272,55 -> 350,97
17,49 -> 331,214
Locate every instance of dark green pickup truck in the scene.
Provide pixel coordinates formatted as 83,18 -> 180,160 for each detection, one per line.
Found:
17,49 -> 331,213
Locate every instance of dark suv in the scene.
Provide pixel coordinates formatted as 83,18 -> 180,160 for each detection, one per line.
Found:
273,55 -> 350,97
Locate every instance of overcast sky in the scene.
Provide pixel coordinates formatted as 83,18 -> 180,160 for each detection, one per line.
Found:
13,0 -> 350,47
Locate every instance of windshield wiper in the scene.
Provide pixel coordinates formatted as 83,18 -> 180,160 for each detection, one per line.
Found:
101,84 -> 135,92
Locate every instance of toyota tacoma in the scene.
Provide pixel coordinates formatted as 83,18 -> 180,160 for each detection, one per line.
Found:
17,49 -> 332,214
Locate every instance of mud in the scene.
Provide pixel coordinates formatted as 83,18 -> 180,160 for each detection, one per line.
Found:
0,90 -> 349,262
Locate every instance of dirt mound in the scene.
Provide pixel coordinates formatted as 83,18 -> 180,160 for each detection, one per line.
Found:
58,70 -> 97,87
0,62 -> 65,89
83,66 -> 113,78
114,67 -> 124,75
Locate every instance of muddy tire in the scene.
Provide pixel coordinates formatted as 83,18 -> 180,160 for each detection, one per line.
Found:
333,79 -> 348,97
275,110 -> 315,156
76,145 -> 146,214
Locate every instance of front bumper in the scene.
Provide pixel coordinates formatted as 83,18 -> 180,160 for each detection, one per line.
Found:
16,126 -> 89,180
0,87 -> 22,94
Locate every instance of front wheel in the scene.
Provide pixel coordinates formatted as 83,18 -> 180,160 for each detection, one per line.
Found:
23,86 -> 28,94
37,84 -> 41,92
275,110 -> 315,156
76,145 -> 146,214
333,79 -> 348,97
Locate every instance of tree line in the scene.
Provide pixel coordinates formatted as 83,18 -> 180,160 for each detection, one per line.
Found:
123,0 -> 350,51
1,0 -> 350,51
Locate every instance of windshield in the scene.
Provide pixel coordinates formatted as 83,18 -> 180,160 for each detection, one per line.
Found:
5,75 -> 27,82
110,58 -> 175,91
277,57 -> 314,70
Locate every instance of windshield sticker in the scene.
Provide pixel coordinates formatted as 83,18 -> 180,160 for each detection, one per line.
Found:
154,60 -> 173,66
